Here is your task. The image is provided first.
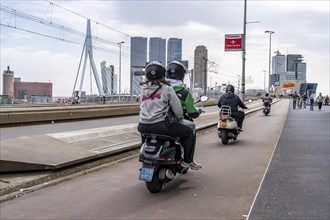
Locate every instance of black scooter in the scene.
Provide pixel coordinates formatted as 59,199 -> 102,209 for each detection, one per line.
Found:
138,134 -> 188,193
138,96 -> 208,193
263,100 -> 271,116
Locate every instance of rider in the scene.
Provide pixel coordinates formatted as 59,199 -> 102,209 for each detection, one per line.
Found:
165,61 -> 202,170
262,93 -> 273,108
165,61 -> 202,127
217,84 -> 247,130
137,61 -> 201,170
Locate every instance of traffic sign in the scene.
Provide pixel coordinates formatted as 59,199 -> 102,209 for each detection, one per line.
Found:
225,34 -> 243,51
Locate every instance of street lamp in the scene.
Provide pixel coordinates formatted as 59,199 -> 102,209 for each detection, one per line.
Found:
263,70 -> 267,94
117,41 -> 125,102
265,30 -> 275,93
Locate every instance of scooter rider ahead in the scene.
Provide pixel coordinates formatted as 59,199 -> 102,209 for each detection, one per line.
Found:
262,93 -> 273,107
217,84 -> 247,130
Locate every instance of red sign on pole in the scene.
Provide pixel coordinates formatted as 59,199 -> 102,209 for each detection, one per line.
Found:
225,34 -> 243,51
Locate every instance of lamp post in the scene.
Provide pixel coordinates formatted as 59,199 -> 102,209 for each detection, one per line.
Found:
263,70 -> 266,94
117,41 -> 124,102
265,30 -> 274,93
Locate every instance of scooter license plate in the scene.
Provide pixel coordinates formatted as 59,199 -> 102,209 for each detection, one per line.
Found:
139,167 -> 154,182
219,121 -> 227,127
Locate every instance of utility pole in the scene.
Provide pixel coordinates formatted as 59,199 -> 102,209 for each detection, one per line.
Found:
241,0 -> 247,101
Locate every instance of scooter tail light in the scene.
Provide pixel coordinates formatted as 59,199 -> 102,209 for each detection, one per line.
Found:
220,118 -> 227,122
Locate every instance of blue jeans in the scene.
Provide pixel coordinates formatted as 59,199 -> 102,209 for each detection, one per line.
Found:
303,100 -> 307,108
310,104 -> 314,111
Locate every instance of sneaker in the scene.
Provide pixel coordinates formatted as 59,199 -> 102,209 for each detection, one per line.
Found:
189,161 -> 202,170
180,161 -> 190,169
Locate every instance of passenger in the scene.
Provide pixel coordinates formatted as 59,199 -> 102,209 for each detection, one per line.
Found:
217,84 -> 247,130
262,93 -> 273,109
137,61 -> 201,170
165,61 -> 202,130
165,61 -> 203,169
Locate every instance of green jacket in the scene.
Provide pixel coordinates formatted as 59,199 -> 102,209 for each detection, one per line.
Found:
172,85 -> 201,119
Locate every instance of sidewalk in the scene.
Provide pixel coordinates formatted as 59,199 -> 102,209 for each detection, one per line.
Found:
248,105 -> 330,220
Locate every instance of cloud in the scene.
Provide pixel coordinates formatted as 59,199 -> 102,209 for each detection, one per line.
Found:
1,0 -> 329,96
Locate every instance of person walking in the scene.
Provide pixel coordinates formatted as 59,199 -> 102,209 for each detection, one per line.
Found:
325,95 -> 329,106
292,91 -> 298,109
301,93 -> 308,108
316,92 -> 324,110
310,96 -> 315,111
298,93 -> 302,109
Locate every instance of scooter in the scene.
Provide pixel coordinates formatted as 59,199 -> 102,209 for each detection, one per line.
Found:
138,134 -> 188,193
139,96 -> 208,193
263,100 -> 271,116
217,100 -> 252,145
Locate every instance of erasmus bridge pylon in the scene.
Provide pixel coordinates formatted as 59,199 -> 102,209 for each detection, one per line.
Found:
72,19 -> 103,97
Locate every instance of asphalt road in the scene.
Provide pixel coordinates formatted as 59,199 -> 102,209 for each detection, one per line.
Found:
0,100 -> 289,219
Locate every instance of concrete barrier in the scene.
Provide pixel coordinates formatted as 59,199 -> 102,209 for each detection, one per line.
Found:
0,99 -> 217,125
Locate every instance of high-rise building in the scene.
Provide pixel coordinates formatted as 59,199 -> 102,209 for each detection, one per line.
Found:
271,51 -> 286,87
131,37 -> 147,95
272,51 -> 286,74
286,54 -> 303,72
193,45 -> 208,94
2,66 -> 14,97
149,37 -> 166,65
286,54 -> 306,81
167,38 -> 182,63
297,63 -> 307,81
101,61 -> 117,95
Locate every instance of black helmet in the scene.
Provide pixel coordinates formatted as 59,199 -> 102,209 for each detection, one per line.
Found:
226,84 -> 235,93
166,61 -> 186,81
145,61 -> 166,81
265,93 -> 269,97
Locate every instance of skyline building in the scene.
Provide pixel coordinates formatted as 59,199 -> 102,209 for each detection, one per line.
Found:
193,45 -> 208,94
2,66 -> 14,97
167,38 -> 182,64
149,37 -> 166,65
274,53 -> 307,96
2,66 -> 52,103
270,51 -> 286,87
130,37 -> 147,95
101,61 -> 117,95
296,62 -> 307,81
286,54 -> 303,72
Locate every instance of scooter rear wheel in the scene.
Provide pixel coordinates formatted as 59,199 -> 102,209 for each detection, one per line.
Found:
221,131 -> 229,145
146,175 -> 163,193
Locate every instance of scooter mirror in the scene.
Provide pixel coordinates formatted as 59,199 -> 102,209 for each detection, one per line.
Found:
248,99 -> 253,103
200,96 -> 209,102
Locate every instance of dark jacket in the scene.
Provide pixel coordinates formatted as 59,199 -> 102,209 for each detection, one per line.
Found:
218,92 -> 247,112
262,96 -> 273,103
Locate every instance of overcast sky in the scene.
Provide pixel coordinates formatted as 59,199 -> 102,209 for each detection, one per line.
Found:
1,0 -> 329,97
